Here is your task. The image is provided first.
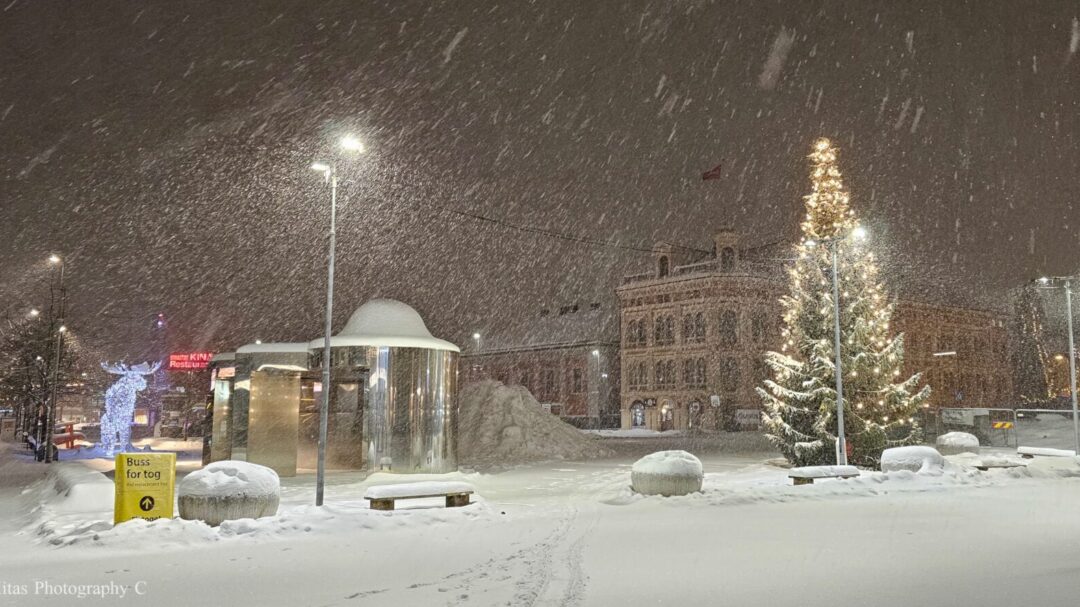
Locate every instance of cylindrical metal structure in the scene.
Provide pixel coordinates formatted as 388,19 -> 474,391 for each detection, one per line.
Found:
364,346 -> 458,474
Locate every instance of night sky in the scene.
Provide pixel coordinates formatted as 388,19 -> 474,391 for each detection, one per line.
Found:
1,1 -> 1078,359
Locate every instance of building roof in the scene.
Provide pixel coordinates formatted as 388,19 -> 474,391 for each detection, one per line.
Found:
307,298 -> 460,352
471,303 -> 618,354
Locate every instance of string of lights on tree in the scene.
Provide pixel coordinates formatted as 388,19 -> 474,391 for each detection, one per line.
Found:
758,138 -> 930,468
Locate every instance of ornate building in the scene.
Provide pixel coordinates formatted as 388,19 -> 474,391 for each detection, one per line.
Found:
617,230 -> 1014,431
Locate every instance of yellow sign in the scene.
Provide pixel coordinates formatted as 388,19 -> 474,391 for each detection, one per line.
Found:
992,421 -> 1014,430
114,453 -> 176,524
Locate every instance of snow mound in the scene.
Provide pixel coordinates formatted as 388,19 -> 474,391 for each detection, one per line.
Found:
936,432 -> 979,455
881,446 -> 945,474
457,381 -> 612,468
44,465 -> 114,513
631,450 -> 703,477
179,461 -> 280,498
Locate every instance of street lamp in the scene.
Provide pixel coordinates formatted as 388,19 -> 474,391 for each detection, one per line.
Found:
1035,275 -> 1080,454
472,332 -> 482,352
309,135 -> 365,506
805,225 -> 867,466
44,254 -> 65,463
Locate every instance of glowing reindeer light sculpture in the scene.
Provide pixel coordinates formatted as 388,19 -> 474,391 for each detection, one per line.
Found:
99,361 -> 161,456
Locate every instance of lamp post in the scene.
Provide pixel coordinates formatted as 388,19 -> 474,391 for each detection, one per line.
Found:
44,254 -> 65,463
472,332 -> 482,352
1036,276 -> 1079,454
806,225 -> 866,466
310,135 -> 364,506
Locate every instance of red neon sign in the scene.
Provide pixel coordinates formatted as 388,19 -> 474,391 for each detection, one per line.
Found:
167,352 -> 214,371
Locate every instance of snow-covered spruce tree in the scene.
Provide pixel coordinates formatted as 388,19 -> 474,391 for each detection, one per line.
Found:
757,138 -> 930,468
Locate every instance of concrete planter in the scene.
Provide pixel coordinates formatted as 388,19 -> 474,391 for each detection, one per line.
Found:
630,471 -> 703,496
936,431 -> 980,455
177,461 -> 281,526
178,493 -> 280,527
630,450 -> 704,496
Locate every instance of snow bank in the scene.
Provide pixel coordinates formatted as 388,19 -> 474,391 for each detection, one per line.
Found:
936,432 -> 979,455
880,446 -> 945,474
179,461 -> 280,498
457,381 -> 612,468
44,464 -> 114,513
630,451 -> 703,496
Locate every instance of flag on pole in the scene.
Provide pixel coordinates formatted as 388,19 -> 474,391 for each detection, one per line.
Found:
702,162 -> 723,181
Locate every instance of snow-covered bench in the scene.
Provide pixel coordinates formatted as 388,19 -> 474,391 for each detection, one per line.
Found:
364,481 -> 475,511
1017,446 -> 1077,459
788,465 -> 860,486
974,457 -> 1026,472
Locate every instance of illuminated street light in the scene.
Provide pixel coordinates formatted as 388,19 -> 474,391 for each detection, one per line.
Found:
310,134 -> 365,507
1034,276 -> 1080,454
340,135 -> 364,152
48,254 -> 61,264
29,308 -> 40,318
472,332 -> 481,352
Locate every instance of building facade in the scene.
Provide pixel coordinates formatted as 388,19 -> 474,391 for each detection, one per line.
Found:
893,301 -> 1012,408
617,230 -> 1014,431
461,303 -> 620,428
616,230 -> 784,431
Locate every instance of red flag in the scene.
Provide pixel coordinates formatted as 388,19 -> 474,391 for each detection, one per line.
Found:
702,162 -> 723,181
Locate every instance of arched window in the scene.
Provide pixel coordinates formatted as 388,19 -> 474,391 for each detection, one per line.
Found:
720,357 -> 740,393
655,315 -> 675,345
684,358 -> 706,388
719,310 -> 739,347
658,256 -> 669,277
630,402 -> 646,428
720,247 -> 736,271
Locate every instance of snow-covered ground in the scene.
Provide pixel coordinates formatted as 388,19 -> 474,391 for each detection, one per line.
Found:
2,440 -> 1080,606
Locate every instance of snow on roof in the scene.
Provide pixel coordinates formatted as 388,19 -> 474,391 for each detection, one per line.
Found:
210,352 -> 236,363
307,299 -> 460,352
236,342 -> 311,354
473,303 -> 617,353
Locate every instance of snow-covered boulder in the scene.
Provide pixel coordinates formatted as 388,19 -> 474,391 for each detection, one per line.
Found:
880,446 -> 945,474
178,461 -> 280,526
936,432 -> 979,455
630,450 -> 703,496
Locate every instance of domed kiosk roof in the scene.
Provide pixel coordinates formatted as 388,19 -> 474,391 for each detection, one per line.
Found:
308,299 -> 460,352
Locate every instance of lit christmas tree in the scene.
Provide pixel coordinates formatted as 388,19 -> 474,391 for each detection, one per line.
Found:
758,138 -> 930,468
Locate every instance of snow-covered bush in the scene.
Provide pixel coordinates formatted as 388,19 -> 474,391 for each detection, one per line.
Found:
178,461 -> 280,526
936,432 -> 979,455
630,450 -> 703,496
880,446 -> 944,474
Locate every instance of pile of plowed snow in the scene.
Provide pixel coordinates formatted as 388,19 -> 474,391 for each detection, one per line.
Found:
457,380 -> 612,467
